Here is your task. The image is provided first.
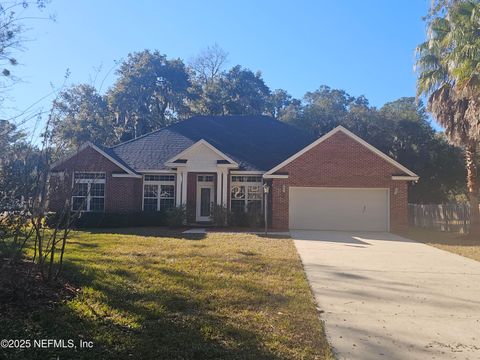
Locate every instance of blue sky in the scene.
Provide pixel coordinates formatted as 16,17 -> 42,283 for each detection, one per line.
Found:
3,0 -> 431,135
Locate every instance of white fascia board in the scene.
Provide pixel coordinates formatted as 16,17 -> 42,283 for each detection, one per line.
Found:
217,163 -> 238,168
230,170 -> 264,175
138,169 -> 180,173
265,126 -> 418,178
164,162 -> 188,168
112,173 -> 142,178
392,175 -> 419,181
50,142 -> 137,176
164,139 -> 239,167
263,174 -> 289,179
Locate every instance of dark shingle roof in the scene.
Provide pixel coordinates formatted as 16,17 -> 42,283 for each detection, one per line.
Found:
110,115 -> 314,171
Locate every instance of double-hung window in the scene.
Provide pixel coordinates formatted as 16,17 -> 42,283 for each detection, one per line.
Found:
143,175 -> 176,212
72,172 -> 106,212
230,175 -> 263,213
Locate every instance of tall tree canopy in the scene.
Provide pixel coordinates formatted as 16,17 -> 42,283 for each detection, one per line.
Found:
47,47 -> 467,205
51,84 -> 114,150
190,65 -> 271,116
416,0 -> 480,235
0,120 -> 42,202
189,44 -> 228,86
108,50 -> 192,141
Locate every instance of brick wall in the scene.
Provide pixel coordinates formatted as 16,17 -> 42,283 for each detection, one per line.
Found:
49,146 -> 142,213
270,131 -> 410,231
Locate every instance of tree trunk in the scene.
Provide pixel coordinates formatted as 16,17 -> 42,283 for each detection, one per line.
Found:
465,143 -> 480,237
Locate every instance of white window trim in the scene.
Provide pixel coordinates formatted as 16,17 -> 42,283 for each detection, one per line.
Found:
142,174 -> 176,211
71,171 -> 106,212
230,176 -> 263,212
392,175 -> 419,181
230,171 -> 264,175
197,174 -> 215,184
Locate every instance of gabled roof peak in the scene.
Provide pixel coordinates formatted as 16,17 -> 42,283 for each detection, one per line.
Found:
265,125 -> 418,178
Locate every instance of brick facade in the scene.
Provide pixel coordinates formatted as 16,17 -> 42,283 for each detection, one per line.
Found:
49,147 -> 142,213
50,131 -> 411,231
270,131 -> 410,231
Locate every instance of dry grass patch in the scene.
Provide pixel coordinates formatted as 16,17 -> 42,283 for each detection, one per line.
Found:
397,227 -> 480,262
1,229 -> 332,360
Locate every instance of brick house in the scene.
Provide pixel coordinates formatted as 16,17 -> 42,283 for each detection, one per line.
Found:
50,115 -> 418,231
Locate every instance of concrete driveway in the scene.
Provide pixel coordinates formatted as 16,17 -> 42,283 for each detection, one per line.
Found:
291,230 -> 480,360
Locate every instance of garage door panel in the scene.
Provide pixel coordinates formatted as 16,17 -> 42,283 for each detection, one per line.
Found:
289,187 -> 389,231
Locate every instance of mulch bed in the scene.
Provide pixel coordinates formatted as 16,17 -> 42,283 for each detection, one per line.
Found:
0,258 -> 78,312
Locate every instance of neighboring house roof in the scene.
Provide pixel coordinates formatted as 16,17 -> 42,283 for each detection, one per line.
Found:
110,115 -> 315,171
265,126 -> 419,179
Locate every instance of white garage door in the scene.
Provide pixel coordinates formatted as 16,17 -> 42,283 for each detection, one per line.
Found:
289,187 -> 389,231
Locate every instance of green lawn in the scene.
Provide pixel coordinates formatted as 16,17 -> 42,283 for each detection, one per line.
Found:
397,227 -> 480,262
1,228 -> 332,360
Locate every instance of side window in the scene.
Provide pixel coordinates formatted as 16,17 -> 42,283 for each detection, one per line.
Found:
143,175 -> 176,211
72,172 -> 106,212
230,176 -> 263,212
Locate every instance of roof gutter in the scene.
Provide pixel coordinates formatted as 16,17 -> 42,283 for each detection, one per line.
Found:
263,174 -> 289,179
392,175 -> 419,181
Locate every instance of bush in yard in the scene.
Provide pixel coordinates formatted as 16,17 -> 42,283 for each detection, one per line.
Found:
246,207 -> 264,228
211,204 -> 229,227
228,208 -> 264,228
165,205 -> 186,227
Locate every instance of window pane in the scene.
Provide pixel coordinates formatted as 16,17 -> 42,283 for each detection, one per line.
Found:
73,183 -> 88,196
72,197 -> 87,211
160,198 -> 175,211
144,185 -> 158,198
247,185 -> 262,200
197,175 -> 214,182
145,175 -> 175,182
247,176 -> 262,182
231,185 -> 245,199
231,200 -> 245,213
144,198 -> 158,211
90,197 -> 105,212
232,175 -> 262,183
200,188 -> 211,216
75,172 -> 105,180
160,185 -> 175,199
90,183 -> 105,197
247,200 -> 262,213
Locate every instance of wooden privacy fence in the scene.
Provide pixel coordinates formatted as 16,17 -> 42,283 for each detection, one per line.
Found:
408,203 -> 470,234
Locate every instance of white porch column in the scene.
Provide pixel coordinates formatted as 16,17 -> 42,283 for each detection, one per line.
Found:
216,170 -> 222,205
182,169 -> 188,205
175,169 -> 182,206
181,169 -> 188,205
222,169 -> 228,207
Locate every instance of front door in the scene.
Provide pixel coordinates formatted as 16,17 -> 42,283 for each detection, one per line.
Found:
196,175 -> 215,221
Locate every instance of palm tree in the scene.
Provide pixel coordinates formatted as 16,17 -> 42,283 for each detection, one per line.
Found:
416,0 -> 480,236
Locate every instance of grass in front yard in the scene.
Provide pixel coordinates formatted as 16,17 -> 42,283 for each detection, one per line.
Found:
1,228 -> 332,360
397,227 -> 480,262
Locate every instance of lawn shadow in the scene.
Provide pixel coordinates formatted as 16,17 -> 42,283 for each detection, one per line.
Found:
82,227 -> 206,240
2,236 -> 311,360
